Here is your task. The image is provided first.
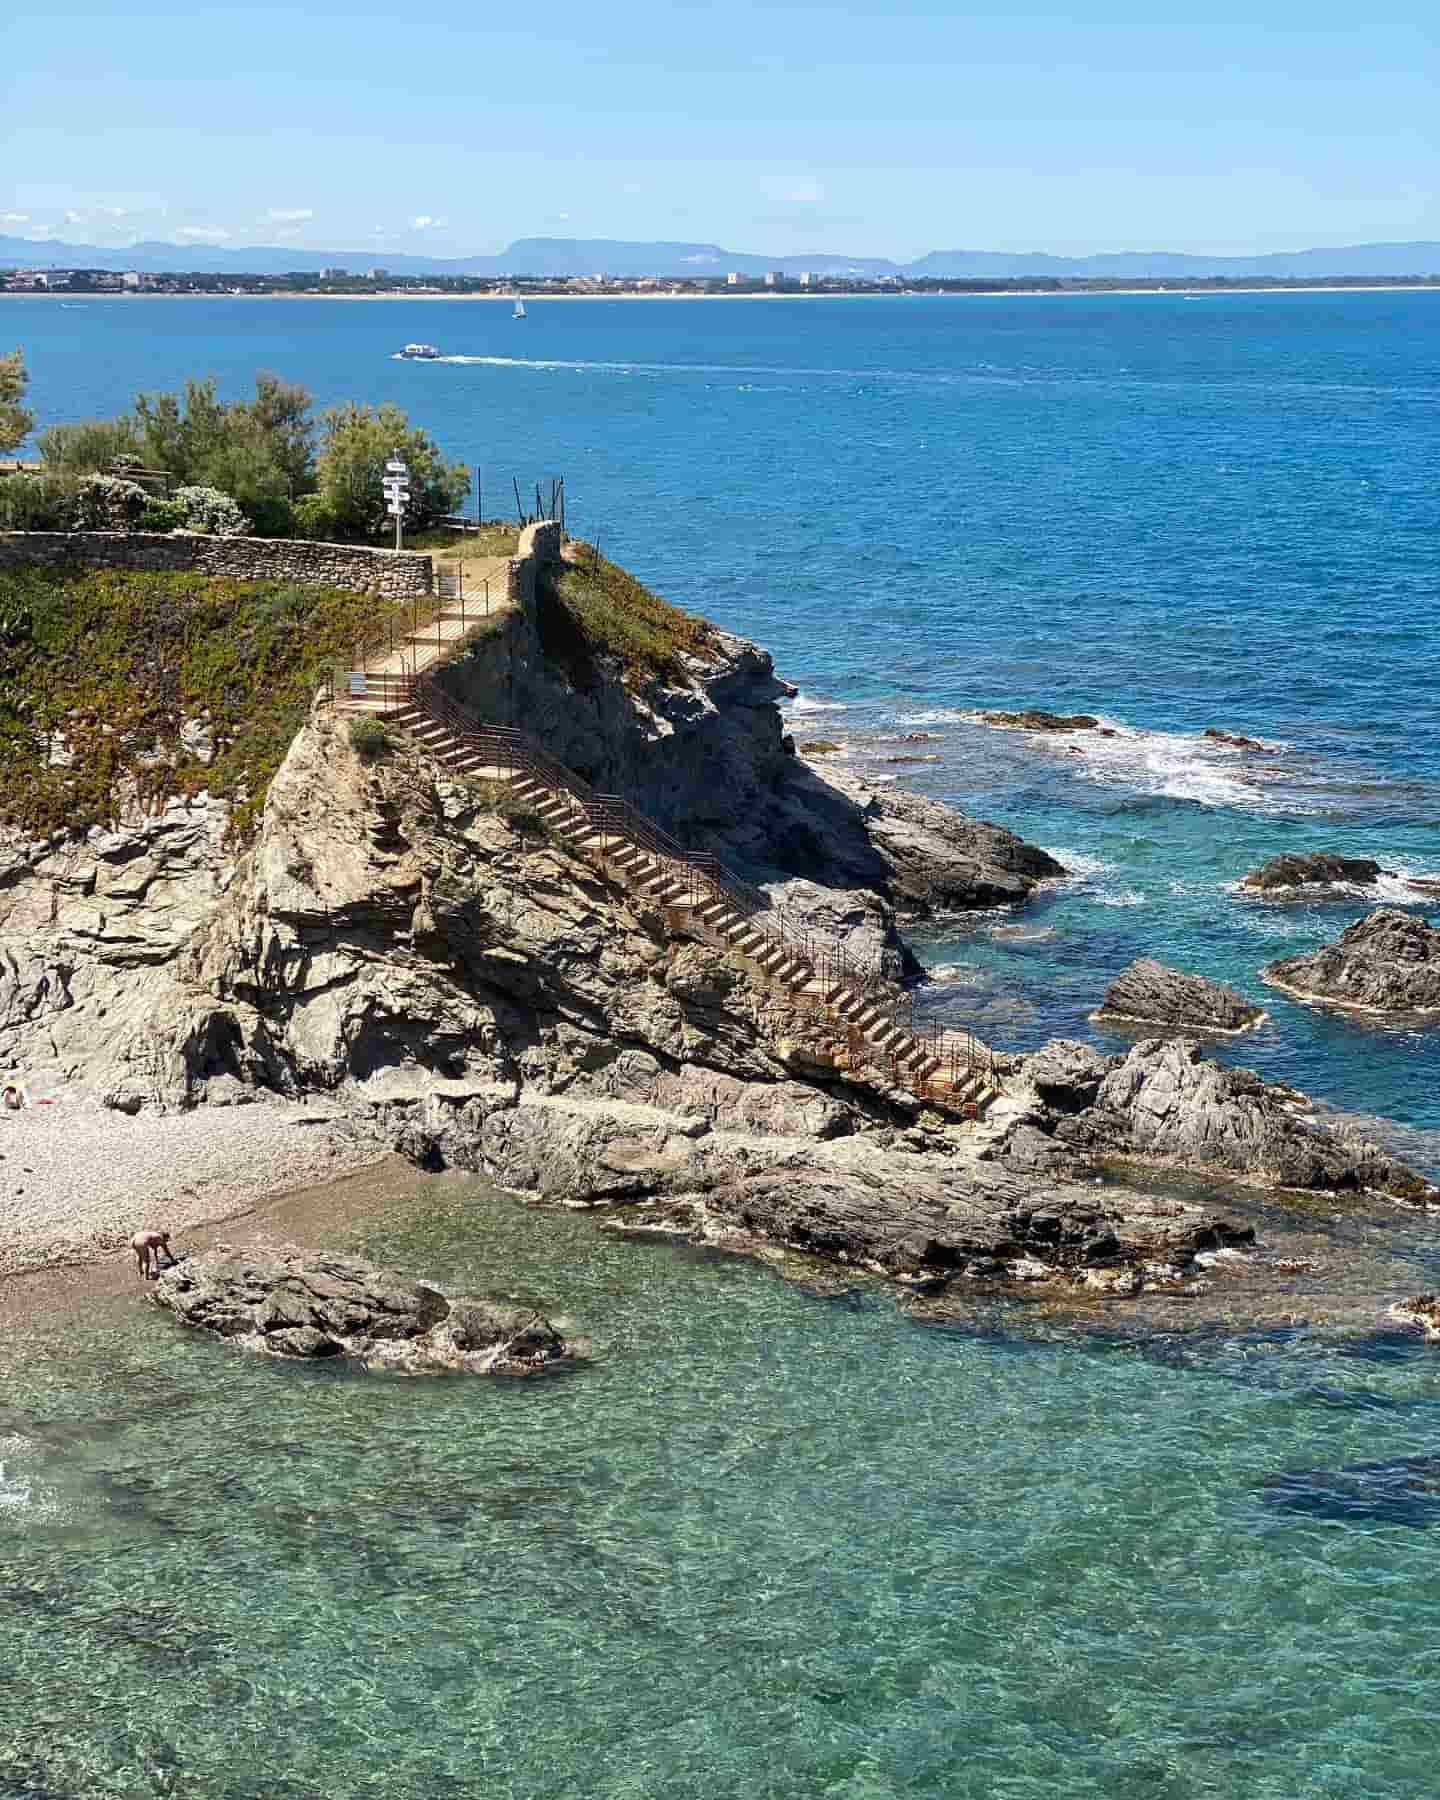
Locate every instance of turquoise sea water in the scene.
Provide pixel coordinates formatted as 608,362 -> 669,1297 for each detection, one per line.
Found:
14,291 -> 1440,1150
5,294 -> 1440,1795
8,1171 -> 1440,1800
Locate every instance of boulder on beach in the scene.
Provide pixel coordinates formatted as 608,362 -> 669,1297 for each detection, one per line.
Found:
1095,958 -> 1266,1033
1241,851 -> 1388,892
152,1244 -> 572,1373
978,709 -> 1100,732
1263,908 -> 1440,1016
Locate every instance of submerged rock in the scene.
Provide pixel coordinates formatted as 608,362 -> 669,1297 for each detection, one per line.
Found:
1241,851 -> 1387,892
1260,1454 -> 1440,1527
153,1244 -> 571,1373
1391,1294 -> 1440,1339
1263,908 -> 1440,1015
1096,958 -> 1266,1033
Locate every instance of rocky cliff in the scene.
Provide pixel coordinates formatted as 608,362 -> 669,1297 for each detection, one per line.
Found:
2,555 -> 1433,1304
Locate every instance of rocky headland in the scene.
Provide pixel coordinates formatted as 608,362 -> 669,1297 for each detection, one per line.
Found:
1263,908 -> 1440,1015
2,541 -> 1435,1318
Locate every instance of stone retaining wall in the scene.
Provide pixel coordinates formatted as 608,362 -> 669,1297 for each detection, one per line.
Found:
0,531 -> 434,599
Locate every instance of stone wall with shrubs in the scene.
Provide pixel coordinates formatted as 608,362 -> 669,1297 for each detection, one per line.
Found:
0,531 -> 434,599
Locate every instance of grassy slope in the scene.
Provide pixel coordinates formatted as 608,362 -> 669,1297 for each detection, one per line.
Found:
538,545 -> 722,690
0,565 -> 424,840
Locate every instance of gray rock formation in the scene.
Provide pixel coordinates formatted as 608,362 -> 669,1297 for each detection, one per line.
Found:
996,1037 -> 1435,1202
1096,958 -> 1266,1033
1263,909 -> 1440,1015
1241,851 -> 1387,891
153,1243 -> 570,1371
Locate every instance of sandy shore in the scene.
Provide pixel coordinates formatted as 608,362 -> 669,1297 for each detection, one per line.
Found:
0,1096 -> 387,1280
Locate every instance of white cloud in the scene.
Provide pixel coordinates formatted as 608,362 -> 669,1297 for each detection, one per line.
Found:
411,214 -> 447,230
100,206 -> 131,219
63,210 -> 84,225
1,212 -> 29,226
175,225 -> 232,243
267,207 -> 314,224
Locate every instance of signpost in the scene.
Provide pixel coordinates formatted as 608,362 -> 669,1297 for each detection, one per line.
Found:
383,453 -> 410,552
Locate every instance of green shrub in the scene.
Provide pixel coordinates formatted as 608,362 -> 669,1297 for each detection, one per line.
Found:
241,493 -> 295,539
347,714 -> 391,761
71,474 -> 149,530
292,493 -> 339,541
0,472 -> 77,531
137,498 -> 188,532
173,485 -> 248,537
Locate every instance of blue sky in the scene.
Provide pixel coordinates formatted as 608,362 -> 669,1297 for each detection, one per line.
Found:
5,0 -> 1437,259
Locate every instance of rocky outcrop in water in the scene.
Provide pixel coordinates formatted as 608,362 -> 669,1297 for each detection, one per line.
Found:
1095,959 -> 1266,1033
994,1037 -> 1435,1203
1391,1294 -> 1440,1340
153,1244 -> 571,1371
978,709 -> 1100,732
1241,851 -> 1387,892
1263,909 -> 1440,1015
1204,728 -> 1271,752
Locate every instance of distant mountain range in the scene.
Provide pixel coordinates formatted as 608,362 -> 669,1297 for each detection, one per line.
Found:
4,232 -> 1440,280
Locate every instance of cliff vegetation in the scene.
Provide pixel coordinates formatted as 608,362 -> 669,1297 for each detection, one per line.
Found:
539,543 -> 721,689
0,563 -> 418,840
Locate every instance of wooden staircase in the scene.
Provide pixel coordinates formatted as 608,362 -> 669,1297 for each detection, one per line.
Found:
332,668 -> 1001,1118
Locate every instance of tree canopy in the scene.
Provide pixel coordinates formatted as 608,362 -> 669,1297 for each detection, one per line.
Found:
0,351 -> 34,455
312,401 -> 470,540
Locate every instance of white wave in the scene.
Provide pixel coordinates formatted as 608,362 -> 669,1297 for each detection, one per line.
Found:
1023,715 -> 1281,811
0,1434 -> 48,1518
1095,888 -> 1147,907
893,708 -> 968,726
1040,847 -> 1116,883
785,696 -> 850,715
1225,866 -> 1440,905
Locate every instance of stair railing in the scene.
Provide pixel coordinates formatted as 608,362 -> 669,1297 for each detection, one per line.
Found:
336,664 -> 993,1107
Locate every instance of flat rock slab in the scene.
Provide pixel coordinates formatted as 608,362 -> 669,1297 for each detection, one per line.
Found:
1263,907 -> 1440,1015
153,1243 -> 571,1373
1096,957 -> 1265,1033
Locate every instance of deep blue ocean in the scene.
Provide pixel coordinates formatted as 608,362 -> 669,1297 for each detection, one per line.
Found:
4,292 -> 1440,1798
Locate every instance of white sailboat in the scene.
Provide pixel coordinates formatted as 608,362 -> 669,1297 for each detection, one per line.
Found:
512,299 -> 526,320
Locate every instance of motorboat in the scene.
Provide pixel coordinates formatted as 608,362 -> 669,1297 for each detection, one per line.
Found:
398,342 -> 442,359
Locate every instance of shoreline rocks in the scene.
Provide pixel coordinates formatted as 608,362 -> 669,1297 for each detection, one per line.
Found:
995,1037 -> 1436,1204
153,1244 -> 573,1373
1095,959 -> 1266,1034
1241,851 -> 1389,892
1263,908 -> 1440,1016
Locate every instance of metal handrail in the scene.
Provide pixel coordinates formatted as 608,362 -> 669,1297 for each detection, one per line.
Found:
334,664 -> 995,1107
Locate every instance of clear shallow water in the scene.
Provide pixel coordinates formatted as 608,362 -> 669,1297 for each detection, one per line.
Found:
8,1171 -> 1440,1799
6,295 -> 1440,1794
13,291 -> 1439,1154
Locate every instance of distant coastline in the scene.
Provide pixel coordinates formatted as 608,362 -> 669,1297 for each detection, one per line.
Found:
5,284 -> 1440,302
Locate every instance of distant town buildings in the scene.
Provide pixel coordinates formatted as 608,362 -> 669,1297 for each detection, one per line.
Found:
798,271 -> 813,287
368,267 -> 388,280
726,271 -> 741,286
763,271 -> 781,287
319,266 -> 345,281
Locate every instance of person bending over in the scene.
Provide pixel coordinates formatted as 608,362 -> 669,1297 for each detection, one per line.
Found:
131,1229 -> 173,1280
